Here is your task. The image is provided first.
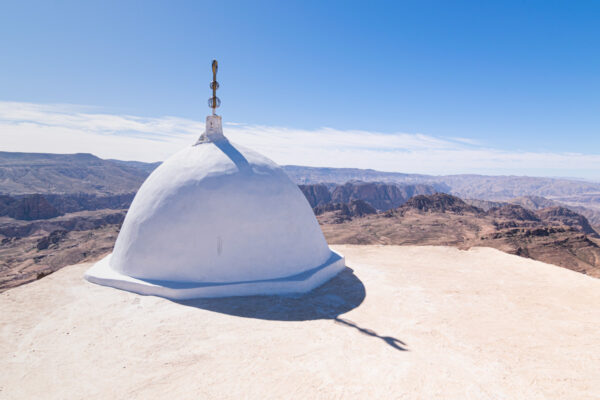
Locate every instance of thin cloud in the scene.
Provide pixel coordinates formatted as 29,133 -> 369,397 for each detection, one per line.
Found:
1,101 -> 599,179
449,137 -> 481,146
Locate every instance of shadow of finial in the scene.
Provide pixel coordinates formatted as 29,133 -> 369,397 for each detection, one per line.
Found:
213,139 -> 251,173
334,317 -> 408,352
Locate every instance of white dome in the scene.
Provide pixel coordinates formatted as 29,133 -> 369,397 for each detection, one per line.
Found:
112,137 -> 331,282
85,116 -> 344,299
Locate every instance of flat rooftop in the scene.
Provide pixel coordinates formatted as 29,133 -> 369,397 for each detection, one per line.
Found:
2,245 -> 599,399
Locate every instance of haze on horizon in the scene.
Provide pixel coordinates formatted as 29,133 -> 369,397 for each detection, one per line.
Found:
1,1 -> 599,180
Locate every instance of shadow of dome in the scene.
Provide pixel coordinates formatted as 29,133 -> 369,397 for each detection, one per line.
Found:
174,267 -> 365,321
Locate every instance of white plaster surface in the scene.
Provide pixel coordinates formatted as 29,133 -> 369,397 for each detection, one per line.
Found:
86,119 -> 340,297
3,245 -> 600,399
85,250 -> 345,299
196,115 -> 225,142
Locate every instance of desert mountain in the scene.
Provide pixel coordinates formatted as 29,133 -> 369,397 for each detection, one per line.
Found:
509,195 -> 558,210
2,151 -> 600,215
2,151 -> 600,291
536,206 -> 598,237
0,210 -> 125,291
509,195 -> 600,228
319,194 -> 600,277
314,200 -> 377,224
283,165 -> 600,204
283,165 -> 429,186
0,193 -> 135,220
398,193 -> 482,214
463,198 -> 506,211
299,182 -> 437,211
486,204 -> 540,222
0,194 -> 61,220
0,152 -> 151,195
331,182 -> 436,211
106,159 -> 162,174
298,184 -> 332,207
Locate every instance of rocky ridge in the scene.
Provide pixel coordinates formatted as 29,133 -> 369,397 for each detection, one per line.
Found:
319,193 -> 600,277
299,182 -> 438,211
0,151 -> 150,195
0,210 -> 126,291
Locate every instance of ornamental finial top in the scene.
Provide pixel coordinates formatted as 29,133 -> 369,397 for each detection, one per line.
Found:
208,60 -> 220,115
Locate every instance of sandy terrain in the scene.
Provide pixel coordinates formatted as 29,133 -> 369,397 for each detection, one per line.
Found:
1,245 -> 600,399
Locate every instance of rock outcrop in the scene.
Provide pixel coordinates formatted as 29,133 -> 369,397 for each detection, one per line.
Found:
0,152 -> 150,195
0,210 -> 126,238
0,194 -> 62,220
314,200 -> 377,217
331,182 -> 436,211
487,204 -> 540,222
318,193 -> 600,278
399,193 -> 482,214
0,193 -> 135,221
536,206 -> 599,237
298,184 -> 332,207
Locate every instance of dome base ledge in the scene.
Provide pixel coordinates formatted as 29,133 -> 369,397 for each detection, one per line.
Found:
84,251 -> 345,300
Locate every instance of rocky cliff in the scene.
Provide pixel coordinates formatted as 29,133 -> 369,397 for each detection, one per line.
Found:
0,152 -> 149,195
299,182 -> 438,212
318,193 -> 600,278
0,194 -> 62,220
331,182 -> 436,211
536,206 -> 599,237
399,193 -> 482,214
0,193 -> 135,221
298,184 -> 332,207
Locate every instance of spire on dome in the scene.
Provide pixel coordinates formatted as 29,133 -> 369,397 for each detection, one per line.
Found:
197,60 -> 224,144
208,59 -> 221,115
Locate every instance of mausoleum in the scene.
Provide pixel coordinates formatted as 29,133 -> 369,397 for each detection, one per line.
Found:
85,60 -> 345,299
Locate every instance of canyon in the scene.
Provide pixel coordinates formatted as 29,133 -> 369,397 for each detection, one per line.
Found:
2,151 -> 600,292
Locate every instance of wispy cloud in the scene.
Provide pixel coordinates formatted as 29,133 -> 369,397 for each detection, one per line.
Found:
1,101 -> 599,179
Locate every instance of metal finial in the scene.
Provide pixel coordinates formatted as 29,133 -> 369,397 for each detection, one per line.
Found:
208,59 -> 221,115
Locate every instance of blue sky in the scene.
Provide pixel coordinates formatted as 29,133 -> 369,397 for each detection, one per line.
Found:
1,1 -> 599,178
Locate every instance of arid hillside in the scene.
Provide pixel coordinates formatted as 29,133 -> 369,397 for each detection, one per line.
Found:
0,210 -> 124,291
2,192 -> 600,293
299,182 -> 436,210
4,151 -> 600,213
319,194 -> 600,278
283,165 -> 600,204
0,152 -> 155,195
2,151 -> 600,292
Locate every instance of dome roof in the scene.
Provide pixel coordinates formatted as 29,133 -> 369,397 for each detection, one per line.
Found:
85,116 -> 344,299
